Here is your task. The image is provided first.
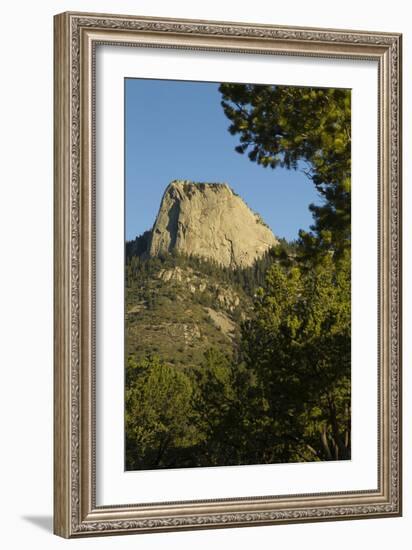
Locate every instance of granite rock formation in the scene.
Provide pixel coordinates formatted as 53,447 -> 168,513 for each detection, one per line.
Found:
148,180 -> 278,268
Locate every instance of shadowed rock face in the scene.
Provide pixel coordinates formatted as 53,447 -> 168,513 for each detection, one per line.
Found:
148,180 -> 278,268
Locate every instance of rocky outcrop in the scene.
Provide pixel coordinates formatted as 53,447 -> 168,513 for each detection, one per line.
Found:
148,180 -> 278,268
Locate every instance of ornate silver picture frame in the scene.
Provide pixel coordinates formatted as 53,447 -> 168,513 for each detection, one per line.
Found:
53,11 -> 402,538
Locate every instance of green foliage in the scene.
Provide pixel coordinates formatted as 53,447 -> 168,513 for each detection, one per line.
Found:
125,356 -> 201,469
219,83 -> 351,254
126,245 -> 294,298
241,250 -> 351,461
125,251 -> 253,368
125,83 -> 352,469
124,246 -> 351,468
126,230 -> 151,258
189,349 -> 254,466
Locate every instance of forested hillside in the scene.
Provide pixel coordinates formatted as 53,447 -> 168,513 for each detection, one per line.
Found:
125,83 -> 351,471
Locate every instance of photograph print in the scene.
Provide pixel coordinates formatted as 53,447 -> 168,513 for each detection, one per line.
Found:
124,78 -> 351,471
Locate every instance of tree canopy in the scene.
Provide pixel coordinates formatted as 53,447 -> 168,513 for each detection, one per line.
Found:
240,250 -> 351,461
126,356 -> 200,469
219,83 -> 351,253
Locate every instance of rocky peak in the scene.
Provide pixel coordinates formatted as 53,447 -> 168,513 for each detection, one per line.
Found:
148,180 -> 278,268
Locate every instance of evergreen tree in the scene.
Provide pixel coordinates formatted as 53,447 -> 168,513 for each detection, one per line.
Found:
241,250 -> 351,461
219,83 -> 351,254
125,356 -> 200,469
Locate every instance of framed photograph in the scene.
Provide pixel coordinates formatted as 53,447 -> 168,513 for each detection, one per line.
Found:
53,11 -> 402,538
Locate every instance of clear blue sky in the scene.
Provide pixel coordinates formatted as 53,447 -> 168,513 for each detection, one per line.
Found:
125,78 -> 322,242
